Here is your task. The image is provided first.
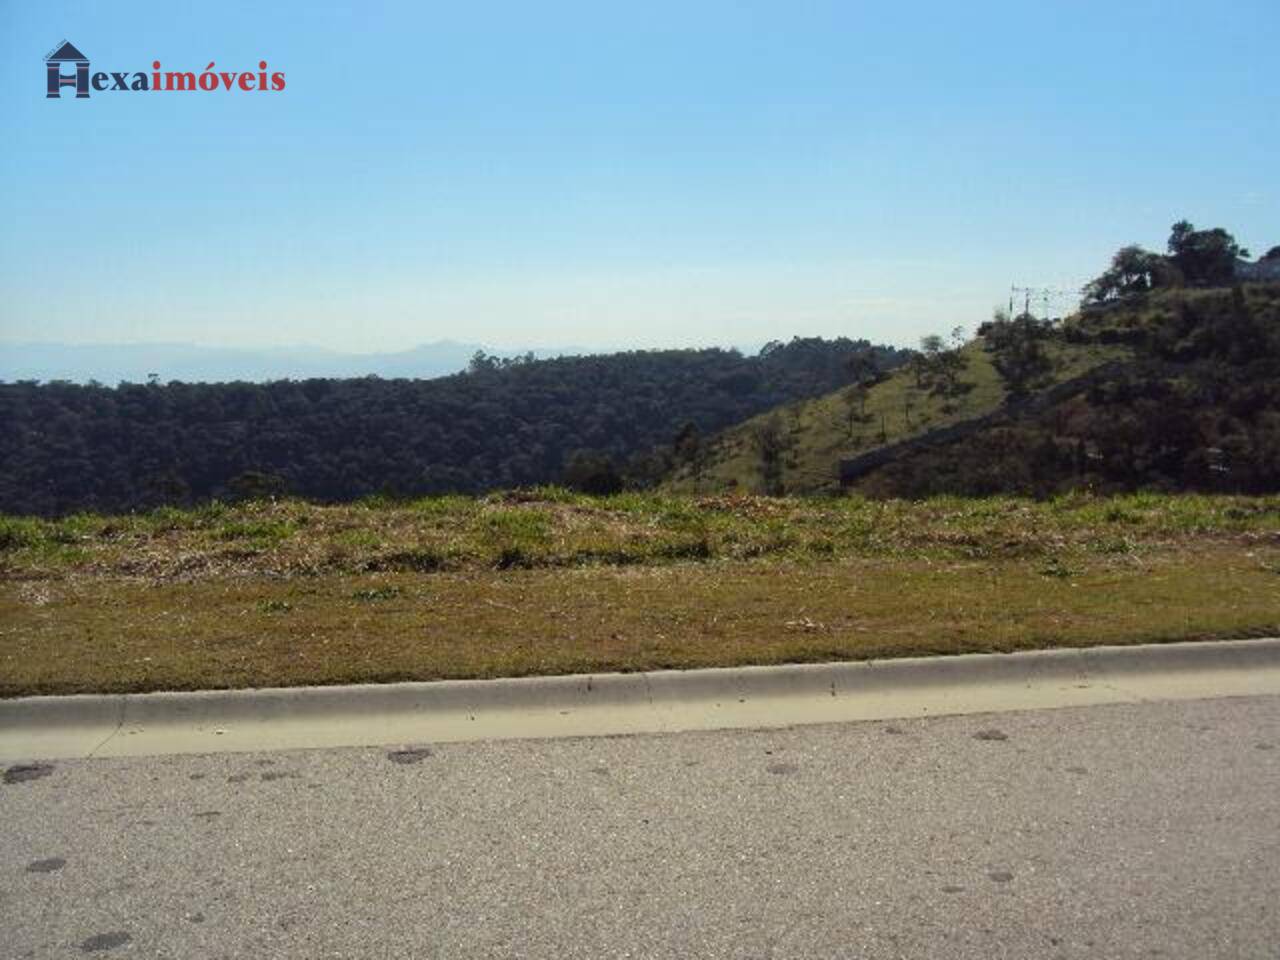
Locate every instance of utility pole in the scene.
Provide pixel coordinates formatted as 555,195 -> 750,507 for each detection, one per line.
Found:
1011,285 -> 1035,317
1010,285 -> 1080,322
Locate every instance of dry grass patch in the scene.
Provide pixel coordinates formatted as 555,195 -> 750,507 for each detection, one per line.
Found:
3,491 -> 1279,582
2,543 -> 1277,696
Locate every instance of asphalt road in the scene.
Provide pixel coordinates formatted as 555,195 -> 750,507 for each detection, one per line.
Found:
3,696 -> 1278,959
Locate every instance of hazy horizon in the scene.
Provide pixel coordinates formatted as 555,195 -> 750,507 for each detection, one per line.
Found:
2,2 -> 1277,355
0,336 -> 799,384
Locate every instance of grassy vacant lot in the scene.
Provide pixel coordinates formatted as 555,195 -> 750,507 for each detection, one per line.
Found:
2,490 -> 1278,696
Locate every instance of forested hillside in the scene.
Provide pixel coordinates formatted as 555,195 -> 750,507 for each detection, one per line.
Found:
0,338 -> 909,516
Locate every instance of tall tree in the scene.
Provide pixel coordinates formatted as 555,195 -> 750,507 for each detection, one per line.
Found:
984,309 -> 1055,399
916,328 -> 973,412
751,415 -> 790,495
1167,220 -> 1249,287
1082,244 -> 1171,303
673,422 -> 710,492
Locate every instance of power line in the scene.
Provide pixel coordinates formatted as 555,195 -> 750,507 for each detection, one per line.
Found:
1009,285 -> 1080,321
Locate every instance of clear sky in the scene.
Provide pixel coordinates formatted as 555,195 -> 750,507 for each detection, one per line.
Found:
1,1 -> 1276,354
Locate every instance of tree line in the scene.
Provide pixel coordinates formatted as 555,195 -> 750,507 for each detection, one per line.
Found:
1083,220 -> 1277,303
0,338 -> 911,515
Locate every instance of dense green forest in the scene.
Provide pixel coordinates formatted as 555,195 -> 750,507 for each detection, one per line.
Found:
0,337 -> 910,516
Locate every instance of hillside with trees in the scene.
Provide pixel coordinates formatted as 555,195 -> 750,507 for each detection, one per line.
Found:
664,221 -> 1279,497
661,331 -> 1125,494
856,280 -> 1280,497
0,338 -> 910,516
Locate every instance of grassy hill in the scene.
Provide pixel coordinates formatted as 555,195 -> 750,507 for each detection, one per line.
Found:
857,283 -> 1280,497
662,335 -> 1128,495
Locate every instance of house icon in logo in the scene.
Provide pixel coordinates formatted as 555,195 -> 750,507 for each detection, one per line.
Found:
46,40 -> 89,99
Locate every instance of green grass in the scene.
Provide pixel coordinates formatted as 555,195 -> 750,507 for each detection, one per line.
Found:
663,338 -> 1127,495
1,491 -> 1278,696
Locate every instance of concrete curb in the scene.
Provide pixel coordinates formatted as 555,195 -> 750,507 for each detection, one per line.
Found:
3,638 -> 1279,762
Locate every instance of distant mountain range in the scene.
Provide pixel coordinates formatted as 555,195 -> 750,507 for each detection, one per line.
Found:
0,340 -> 590,385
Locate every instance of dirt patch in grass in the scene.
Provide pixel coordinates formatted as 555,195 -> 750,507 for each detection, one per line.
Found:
2,542 -> 1277,696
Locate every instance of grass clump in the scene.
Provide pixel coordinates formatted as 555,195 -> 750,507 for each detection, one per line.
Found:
0,517 -> 44,552
352,585 -> 403,602
216,519 -> 295,542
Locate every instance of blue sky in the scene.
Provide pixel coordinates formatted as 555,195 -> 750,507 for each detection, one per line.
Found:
1,1 -> 1276,353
